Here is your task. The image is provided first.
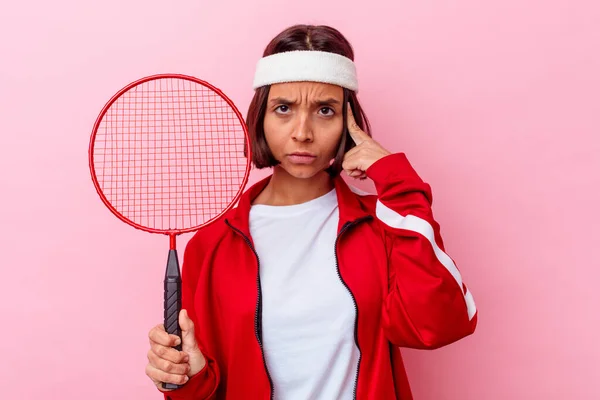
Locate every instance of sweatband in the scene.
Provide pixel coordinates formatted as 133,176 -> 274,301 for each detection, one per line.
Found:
252,50 -> 359,92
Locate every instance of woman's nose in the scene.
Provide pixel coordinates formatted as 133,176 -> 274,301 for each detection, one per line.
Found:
291,113 -> 313,142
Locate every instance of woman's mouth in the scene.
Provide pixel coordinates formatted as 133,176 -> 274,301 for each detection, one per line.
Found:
287,152 -> 317,164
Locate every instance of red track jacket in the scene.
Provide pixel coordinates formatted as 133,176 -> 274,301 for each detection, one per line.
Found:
162,153 -> 477,400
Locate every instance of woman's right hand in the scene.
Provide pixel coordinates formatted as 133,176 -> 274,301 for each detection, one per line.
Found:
145,309 -> 207,391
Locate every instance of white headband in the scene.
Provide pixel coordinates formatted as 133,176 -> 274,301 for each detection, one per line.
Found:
252,50 -> 359,92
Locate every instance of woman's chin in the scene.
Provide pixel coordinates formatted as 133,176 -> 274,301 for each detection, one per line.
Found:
277,163 -> 327,180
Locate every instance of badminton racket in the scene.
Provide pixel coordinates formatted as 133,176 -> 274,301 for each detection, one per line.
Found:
88,73 -> 251,389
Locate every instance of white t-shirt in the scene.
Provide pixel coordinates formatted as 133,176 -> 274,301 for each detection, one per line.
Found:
249,188 -> 360,400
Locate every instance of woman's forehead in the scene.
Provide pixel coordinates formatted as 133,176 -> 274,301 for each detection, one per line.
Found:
268,82 -> 343,99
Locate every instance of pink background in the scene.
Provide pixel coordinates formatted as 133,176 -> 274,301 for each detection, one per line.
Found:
1,0 -> 598,399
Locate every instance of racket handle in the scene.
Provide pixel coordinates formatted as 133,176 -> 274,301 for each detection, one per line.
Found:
162,249 -> 183,390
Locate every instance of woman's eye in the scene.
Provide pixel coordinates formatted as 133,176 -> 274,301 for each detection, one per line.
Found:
319,107 -> 334,116
275,105 -> 290,113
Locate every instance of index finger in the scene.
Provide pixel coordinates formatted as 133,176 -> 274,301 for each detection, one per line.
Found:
149,324 -> 180,347
346,103 -> 368,145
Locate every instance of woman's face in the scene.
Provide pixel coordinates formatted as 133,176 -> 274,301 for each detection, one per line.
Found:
263,82 -> 344,179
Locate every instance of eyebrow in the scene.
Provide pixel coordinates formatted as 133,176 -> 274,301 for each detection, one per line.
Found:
268,97 -> 342,106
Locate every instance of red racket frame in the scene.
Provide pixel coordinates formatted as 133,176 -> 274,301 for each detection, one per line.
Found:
88,73 -> 252,249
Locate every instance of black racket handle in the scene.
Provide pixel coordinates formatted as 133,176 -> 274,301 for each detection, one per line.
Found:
162,249 -> 183,391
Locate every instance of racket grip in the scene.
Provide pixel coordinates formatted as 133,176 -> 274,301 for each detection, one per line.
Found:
162,249 -> 183,391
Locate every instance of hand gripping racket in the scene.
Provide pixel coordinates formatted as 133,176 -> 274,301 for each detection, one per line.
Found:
88,74 -> 251,390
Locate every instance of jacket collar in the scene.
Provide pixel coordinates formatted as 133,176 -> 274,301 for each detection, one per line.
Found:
226,174 -> 371,238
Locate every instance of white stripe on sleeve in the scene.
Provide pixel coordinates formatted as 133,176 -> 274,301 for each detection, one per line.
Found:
376,200 -> 477,320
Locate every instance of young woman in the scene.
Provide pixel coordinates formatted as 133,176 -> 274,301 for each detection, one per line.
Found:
145,24 -> 477,400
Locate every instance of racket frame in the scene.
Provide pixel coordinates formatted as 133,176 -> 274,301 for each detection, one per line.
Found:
88,73 -> 252,237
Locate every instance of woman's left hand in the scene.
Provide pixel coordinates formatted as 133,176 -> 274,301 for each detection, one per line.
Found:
342,104 -> 391,179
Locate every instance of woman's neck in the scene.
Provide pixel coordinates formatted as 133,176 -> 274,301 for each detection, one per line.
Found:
253,167 -> 334,206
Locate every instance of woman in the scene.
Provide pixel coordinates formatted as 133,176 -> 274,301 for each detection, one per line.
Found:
145,24 -> 477,400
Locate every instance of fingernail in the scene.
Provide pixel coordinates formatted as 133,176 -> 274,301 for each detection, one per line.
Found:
329,159 -> 335,166
175,337 -> 181,346
184,375 -> 189,382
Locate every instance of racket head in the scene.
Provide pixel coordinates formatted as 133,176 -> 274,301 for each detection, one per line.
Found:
89,74 -> 252,235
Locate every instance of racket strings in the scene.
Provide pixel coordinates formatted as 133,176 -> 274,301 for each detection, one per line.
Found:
92,77 -> 248,231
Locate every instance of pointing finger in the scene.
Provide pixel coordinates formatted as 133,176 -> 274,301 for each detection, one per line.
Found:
347,103 -> 368,145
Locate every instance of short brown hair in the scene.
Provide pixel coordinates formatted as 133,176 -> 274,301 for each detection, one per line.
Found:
245,24 -> 372,177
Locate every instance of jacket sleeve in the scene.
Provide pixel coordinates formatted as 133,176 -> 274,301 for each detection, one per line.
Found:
365,153 -> 478,349
160,238 -> 220,400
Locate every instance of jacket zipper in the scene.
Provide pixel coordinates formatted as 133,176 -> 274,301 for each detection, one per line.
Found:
225,220 -> 275,400
335,216 -> 373,400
